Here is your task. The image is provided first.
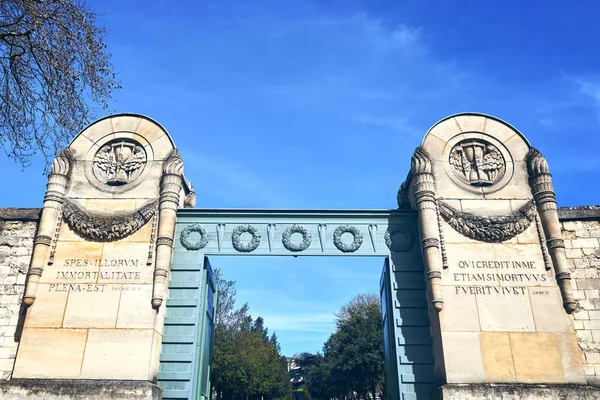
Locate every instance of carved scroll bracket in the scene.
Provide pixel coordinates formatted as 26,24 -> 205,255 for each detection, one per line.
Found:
24,148 -> 73,307
410,147 -> 444,311
527,148 -> 576,313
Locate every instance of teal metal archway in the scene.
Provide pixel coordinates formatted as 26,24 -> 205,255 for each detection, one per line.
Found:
158,209 -> 436,400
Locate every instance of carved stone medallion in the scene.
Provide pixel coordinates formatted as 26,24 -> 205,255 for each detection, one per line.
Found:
93,139 -> 147,186
449,139 -> 505,187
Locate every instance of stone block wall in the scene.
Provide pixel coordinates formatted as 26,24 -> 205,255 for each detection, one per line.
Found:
1,206 -> 600,387
560,206 -> 600,385
0,208 -> 39,379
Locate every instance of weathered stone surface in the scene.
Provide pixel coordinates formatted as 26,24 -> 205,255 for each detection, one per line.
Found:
0,216 -> 36,379
559,206 -> 600,221
0,208 -> 41,222
0,379 -> 161,399
80,329 -> 155,380
13,328 -> 87,378
562,217 -> 600,385
434,383 -> 600,399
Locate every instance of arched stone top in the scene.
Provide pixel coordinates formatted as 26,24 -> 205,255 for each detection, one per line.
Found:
422,113 -> 531,163
69,113 -> 175,161
423,112 -> 531,147
64,113 -> 180,199
420,113 -> 532,199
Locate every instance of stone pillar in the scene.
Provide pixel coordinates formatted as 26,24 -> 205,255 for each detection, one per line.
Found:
404,113 -> 591,398
10,114 -> 194,400
23,149 -> 72,306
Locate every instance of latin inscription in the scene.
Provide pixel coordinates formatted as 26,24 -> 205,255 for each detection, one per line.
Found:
55,271 -> 141,280
48,258 -> 147,293
63,258 -> 140,267
47,283 -> 145,292
453,259 -> 550,296
49,283 -> 106,292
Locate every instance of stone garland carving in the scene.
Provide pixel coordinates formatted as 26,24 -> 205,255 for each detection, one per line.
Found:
62,199 -> 158,242
449,139 -> 505,187
232,224 -> 261,252
438,200 -> 536,243
93,139 -> 147,185
384,226 -> 414,252
180,223 -> 209,251
282,224 -> 312,252
333,225 -> 363,253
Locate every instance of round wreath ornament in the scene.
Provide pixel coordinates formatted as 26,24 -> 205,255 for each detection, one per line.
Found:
333,225 -> 363,253
232,224 -> 261,252
282,224 -> 312,252
384,226 -> 414,252
180,223 -> 209,251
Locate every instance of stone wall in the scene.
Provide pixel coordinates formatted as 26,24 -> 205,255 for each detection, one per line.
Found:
560,206 -> 600,385
1,206 -> 600,388
0,208 -> 39,379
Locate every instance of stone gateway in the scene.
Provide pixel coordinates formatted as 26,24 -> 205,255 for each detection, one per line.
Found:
0,113 -> 599,399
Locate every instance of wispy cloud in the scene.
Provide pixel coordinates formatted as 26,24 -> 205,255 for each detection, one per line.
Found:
182,152 -> 295,207
574,75 -> 600,122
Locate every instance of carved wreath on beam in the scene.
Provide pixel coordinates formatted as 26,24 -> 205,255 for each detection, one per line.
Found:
384,226 -> 414,252
232,224 -> 261,252
180,224 -> 209,251
438,200 -> 536,243
333,225 -> 363,253
282,224 -> 312,252
62,199 -> 157,242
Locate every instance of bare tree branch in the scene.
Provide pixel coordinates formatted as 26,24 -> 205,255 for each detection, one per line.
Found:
0,0 -> 120,170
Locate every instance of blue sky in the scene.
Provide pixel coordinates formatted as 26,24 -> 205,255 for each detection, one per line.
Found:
2,0 -> 600,354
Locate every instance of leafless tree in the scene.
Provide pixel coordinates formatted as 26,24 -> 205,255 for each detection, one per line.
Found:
0,0 -> 119,169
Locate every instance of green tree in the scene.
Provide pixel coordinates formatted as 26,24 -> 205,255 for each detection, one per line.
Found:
211,268 -> 290,400
0,0 -> 119,168
304,354 -> 338,400
329,293 -> 384,400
